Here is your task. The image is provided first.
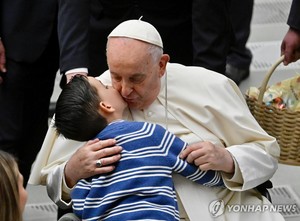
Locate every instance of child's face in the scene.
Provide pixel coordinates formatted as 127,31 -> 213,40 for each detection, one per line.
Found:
88,77 -> 127,111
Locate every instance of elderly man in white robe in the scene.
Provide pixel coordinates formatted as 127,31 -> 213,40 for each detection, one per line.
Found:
29,19 -> 284,221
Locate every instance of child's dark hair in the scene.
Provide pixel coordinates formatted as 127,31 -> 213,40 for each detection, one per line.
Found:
54,75 -> 107,141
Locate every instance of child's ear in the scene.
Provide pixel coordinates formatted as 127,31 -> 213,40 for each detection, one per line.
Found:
99,101 -> 115,113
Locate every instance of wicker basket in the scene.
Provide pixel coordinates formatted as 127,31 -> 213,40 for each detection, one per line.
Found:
246,55 -> 300,166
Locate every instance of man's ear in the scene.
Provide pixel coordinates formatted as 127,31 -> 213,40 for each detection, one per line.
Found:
99,101 -> 115,113
158,54 -> 170,77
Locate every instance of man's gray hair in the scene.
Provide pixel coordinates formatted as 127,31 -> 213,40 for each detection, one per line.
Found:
147,44 -> 163,63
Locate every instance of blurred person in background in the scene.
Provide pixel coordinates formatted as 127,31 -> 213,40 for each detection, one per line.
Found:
0,150 -> 28,221
0,0 -> 60,186
225,0 -> 254,85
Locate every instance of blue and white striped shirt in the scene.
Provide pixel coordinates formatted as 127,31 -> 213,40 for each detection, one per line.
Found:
71,120 -> 224,221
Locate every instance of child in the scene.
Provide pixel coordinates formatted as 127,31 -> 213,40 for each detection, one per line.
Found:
0,150 -> 28,221
54,75 -> 224,221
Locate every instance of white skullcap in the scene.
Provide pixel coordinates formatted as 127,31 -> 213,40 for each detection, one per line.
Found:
108,19 -> 163,49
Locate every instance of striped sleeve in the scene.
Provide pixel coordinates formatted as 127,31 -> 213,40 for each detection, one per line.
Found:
168,134 -> 224,187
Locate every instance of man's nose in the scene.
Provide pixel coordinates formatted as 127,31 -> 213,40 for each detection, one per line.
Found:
120,82 -> 133,97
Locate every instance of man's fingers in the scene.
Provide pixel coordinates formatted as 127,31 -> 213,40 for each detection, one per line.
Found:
92,150 -> 122,176
95,165 -> 116,174
0,65 -> 6,73
180,143 -> 202,159
95,153 -> 121,170
284,50 -> 293,65
198,162 -> 211,171
88,138 -> 117,151
97,146 -> 122,159
86,138 -> 100,145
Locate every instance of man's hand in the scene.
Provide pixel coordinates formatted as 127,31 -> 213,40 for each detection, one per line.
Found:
64,138 -> 122,188
180,141 -> 234,173
281,27 -> 300,65
0,38 -> 7,84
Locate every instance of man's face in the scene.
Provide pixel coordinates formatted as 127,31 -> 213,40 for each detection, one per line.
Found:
107,38 -> 166,110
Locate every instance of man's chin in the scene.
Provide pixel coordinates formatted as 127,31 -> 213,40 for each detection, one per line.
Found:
127,102 -> 142,110
128,103 -> 139,109
125,98 -> 146,110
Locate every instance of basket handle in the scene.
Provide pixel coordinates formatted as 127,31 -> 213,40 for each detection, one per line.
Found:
257,55 -> 285,105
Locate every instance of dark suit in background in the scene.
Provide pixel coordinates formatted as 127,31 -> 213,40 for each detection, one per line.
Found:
192,0 -> 233,75
287,0 -> 300,29
227,0 -> 253,74
0,0 -> 60,185
58,0 -> 193,77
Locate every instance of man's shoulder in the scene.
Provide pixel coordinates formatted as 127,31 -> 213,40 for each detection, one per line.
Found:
166,63 -> 230,86
167,63 -> 225,77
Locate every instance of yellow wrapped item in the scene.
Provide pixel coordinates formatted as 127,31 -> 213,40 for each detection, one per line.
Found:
247,75 -> 300,111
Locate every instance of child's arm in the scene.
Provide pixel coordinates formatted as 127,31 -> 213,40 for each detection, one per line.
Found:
173,155 -> 224,187
169,132 -> 224,187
